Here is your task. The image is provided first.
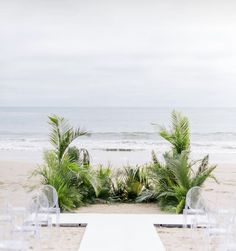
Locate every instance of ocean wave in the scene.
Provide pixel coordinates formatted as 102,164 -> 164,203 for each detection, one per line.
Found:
86,131 -> 236,141
192,132 -> 236,137
90,132 -> 158,140
0,131 -> 47,137
191,143 -> 215,147
222,146 -> 236,150
0,137 -> 48,143
2,130 -> 236,140
0,132 -> 236,153
92,148 -> 145,152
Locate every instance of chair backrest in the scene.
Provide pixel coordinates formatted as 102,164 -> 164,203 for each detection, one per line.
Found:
185,186 -> 204,210
40,185 -> 59,209
25,192 -> 49,218
37,192 -> 49,212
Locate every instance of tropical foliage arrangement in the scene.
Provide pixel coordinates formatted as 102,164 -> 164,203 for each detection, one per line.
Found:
138,111 -> 217,213
35,111 -> 216,213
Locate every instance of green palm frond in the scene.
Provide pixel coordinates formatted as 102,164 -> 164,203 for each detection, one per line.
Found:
34,151 -> 84,211
165,151 -> 191,190
48,115 -> 88,161
35,115 -> 94,211
151,150 -> 159,164
191,164 -> 217,187
159,111 -> 190,155
145,110 -> 217,213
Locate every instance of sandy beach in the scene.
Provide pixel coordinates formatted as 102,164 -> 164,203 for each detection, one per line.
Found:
0,159 -> 235,250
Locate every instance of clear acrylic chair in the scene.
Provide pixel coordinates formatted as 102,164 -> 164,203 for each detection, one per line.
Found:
183,186 -> 206,228
35,191 -> 52,229
204,198 -> 235,250
0,207 -> 28,251
11,192 -> 52,251
226,213 -> 236,251
39,185 -> 60,227
10,193 -> 42,239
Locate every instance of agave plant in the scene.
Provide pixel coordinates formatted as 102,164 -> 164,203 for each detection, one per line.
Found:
121,165 -> 149,201
95,165 -> 113,200
111,172 -> 127,201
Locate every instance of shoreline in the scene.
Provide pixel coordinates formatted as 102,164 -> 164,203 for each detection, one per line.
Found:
1,149 -> 236,168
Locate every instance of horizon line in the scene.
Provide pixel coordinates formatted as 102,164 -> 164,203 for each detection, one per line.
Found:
1,105 -> 236,109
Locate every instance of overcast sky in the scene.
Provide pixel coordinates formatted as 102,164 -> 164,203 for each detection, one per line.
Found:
0,0 -> 235,107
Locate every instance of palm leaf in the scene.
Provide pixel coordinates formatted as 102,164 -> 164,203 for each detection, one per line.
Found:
48,115 -> 88,161
159,111 -> 190,154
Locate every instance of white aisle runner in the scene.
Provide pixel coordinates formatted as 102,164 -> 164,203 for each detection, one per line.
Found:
77,214 -> 165,251
50,213 -> 192,251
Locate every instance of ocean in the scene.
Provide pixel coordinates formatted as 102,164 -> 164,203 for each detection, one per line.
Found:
1,107 -> 236,165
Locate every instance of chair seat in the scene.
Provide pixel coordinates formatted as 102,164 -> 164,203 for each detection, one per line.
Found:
208,227 -> 227,235
184,208 -> 205,214
0,240 -> 27,250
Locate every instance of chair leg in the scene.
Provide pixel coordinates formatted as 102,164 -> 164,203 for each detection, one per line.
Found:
56,208 -> 60,228
183,209 -> 188,228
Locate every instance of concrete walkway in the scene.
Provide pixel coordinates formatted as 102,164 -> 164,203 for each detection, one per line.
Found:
49,213 -> 192,251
